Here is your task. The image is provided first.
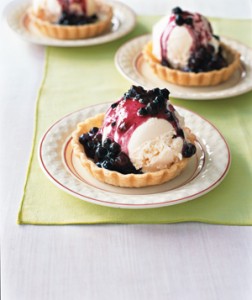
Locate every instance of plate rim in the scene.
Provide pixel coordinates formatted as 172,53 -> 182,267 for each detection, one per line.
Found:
3,0 -> 136,47
38,103 -> 231,209
115,34 -> 252,100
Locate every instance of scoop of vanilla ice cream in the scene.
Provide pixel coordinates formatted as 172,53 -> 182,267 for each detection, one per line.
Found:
152,16 -> 193,69
128,118 -> 184,172
152,12 -> 221,69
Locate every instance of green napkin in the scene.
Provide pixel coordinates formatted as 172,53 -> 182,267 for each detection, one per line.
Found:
18,16 -> 252,225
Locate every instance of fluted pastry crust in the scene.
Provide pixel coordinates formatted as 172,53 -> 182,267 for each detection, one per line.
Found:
142,41 -> 241,86
71,113 -> 196,188
28,3 -> 113,40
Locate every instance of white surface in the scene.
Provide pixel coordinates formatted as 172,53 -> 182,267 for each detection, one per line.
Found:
115,35 -> 252,100
1,1 -> 252,300
4,0 -> 136,46
40,103 -> 230,208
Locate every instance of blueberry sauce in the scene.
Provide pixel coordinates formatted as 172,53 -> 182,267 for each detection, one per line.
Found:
79,86 -> 196,175
79,132 -> 140,175
160,7 -> 227,72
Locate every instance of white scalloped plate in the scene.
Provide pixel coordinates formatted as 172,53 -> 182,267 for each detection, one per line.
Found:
115,34 -> 252,100
38,103 -> 231,209
3,0 -> 136,47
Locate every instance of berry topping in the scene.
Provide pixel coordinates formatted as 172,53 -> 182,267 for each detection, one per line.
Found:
123,86 -> 170,117
58,11 -> 97,26
187,45 -> 227,73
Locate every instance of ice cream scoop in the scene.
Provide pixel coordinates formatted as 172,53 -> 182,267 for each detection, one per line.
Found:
152,7 -> 226,72
78,86 -> 196,175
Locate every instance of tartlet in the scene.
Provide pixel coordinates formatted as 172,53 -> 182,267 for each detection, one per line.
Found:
28,1 -> 113,40
71,86 -> 197,188
143,7 -> 241,86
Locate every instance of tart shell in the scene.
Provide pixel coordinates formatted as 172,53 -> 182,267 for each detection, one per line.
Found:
71,113 -> 196,188
142,41 -> 241,86
28,3 -> 113,40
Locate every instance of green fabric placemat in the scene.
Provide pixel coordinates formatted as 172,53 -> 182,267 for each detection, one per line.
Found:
18,16 -> 252,225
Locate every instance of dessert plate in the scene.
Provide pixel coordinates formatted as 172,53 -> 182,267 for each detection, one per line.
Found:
115,35 -> 252,100
3,0 -> 136,47
39,103 -> 231,209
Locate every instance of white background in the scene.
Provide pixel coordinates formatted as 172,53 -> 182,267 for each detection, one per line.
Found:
1,0 -> 252,299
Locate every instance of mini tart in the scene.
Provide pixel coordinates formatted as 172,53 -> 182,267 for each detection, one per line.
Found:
142,41 -> 241,86
71,113 -> 196,188
28,3 -> 113,40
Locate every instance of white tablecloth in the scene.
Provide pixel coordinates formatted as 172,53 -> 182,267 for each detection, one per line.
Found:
1,1 -> 252,299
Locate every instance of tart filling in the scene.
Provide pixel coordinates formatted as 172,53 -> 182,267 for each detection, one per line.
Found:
72,86 -> 197,187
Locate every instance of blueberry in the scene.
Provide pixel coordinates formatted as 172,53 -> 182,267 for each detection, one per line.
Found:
154,95 -> 165,105
93,133 -> 102,145
111,102 -> 118,109
90,14 -> 98,22
176,128 -> 185,138
131,85 -> 145,95
161,58 -> 170,67
103,138 -> 112,149
96,162 -> 102,168
175,14 -> 184,26
152,88 -> 161,96
213,34 -> 220,41
184,18 -> 193,26
146,102 -> 158,115
124,92 -> 132,99
206,44 -> 215,54
138,107 -> 148,116
89,127 -> 99,135
172,7 -> 183,14
79,133 -> 90,144
95,146 -> 107,159
161,88 -> 170,99
109,142 -> 121,155
182,143 -> 196,158
102,160 -> 113,170
139,98 -> 149,104
87,141 -> 95,149
111,121 -> 116,127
